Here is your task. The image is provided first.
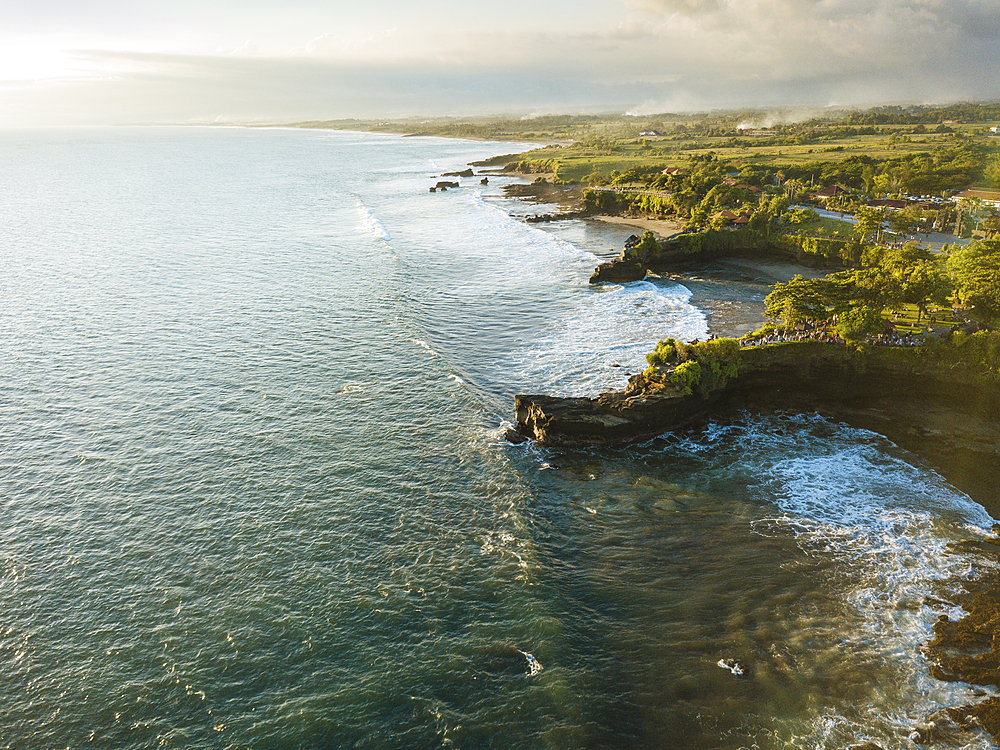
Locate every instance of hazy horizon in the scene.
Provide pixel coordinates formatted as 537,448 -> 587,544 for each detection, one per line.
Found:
3,0 -> 999,127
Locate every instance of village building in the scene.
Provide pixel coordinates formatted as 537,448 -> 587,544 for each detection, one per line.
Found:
868,198 -> 910,211
720,178 -> 762,193
710,209 -> 753,228
810,185 -> 849,201
953,188 -> 1000,208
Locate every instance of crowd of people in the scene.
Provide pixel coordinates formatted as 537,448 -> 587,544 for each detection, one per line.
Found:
866,332 -> 926,347
739,329 -> 845,347
739,327 -> 926,349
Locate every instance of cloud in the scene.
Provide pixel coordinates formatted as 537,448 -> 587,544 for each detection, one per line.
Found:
620,0 -> 722,15
288,28 -> 400,59
230,40 -> 259,56
603,0 -> 1000,96
1,0 -> 999,126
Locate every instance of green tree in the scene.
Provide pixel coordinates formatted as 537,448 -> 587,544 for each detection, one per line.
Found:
880,242 -> 932,275
838,267 -> 903,310
982,210 -> 1000,239
836,306 -> 884,341
986,156 -> 1000,189
900,262 -> 952,322
853,206 -> 887,244
628,231 -> 660,260
946,240 -> 1000,319
888,208 -> 917,235
764,276 -> 837,326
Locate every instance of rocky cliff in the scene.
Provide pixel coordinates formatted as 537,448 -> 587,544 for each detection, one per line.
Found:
516,341 -> 1000,512
589,229 -> 848,284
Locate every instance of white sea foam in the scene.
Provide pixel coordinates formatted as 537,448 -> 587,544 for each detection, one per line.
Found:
509,278 -> 708,396
409,338 -> 437,355
519,650 -> 544,677
337,384 -> 366,395
354,200 -> 391,241
465,190 -> 597,264
717,658 -> 745,677
422,187 -> 711,397
736,415 -> 994,530
689,413 -> 996,748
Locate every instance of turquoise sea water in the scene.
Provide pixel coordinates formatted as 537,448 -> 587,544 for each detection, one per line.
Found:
0,127 -> 995,749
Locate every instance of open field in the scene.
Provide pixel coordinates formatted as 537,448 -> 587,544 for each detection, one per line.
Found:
284,106 -> 1000,188
883,304 -> 962,334
784,215 -> 858,238
515,129 -> 997,183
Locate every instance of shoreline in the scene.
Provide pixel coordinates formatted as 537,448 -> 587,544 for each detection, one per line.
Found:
710,257 -> 829,284
588,214 -> 685,241
496,177 -> 797,339
494,148 -> 1000,748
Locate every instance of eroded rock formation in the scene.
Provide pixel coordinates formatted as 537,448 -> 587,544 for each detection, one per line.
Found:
515,341 -> 1000,511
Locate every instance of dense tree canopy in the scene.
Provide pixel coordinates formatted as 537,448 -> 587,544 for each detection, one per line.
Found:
947,240 -> 1000,319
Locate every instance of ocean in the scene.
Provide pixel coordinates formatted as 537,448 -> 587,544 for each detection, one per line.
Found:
0,126 -> 995,749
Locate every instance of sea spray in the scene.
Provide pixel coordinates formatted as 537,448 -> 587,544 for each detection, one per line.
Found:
508,277 -> 709,396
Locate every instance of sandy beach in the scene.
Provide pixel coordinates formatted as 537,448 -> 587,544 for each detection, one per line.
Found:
654,259 -> 828,340
590,214 -> 685,240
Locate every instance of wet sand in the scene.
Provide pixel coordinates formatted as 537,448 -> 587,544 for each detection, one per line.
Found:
650,259 -> 824,340
590,215 -> 685,240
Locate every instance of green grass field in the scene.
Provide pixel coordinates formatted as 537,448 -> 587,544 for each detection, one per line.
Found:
783,215 -> 857,238
287,110 -> 998,192
882,304 -> 961,334
517,131 -> 979,183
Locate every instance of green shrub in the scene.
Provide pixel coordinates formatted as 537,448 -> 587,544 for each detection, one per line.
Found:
952,330 -> 1000,378
646,337 -> 740,395
645,338 -> 679,369
668,361 -> 701,394
781,234 -> 863,265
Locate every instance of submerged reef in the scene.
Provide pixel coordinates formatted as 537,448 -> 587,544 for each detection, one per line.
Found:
515,338 -> 1000,744
923,531 -> 1000,742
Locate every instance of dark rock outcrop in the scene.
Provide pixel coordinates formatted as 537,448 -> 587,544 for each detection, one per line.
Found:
923,530 -> 1000,742
589,258 -> 646,284
516,373 -> 711,447
503,428 -> 529,445
589,229 -> 848,285
525,211 -> 585,223
442,168 -> 475,177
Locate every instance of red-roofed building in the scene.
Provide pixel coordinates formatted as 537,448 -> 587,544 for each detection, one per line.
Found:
868,199 -> 909,210
711,209 -> 753,228
954,188 -> 1000,207
812,185 -> 849,201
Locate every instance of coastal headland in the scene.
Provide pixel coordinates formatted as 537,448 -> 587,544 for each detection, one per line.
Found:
589,227 -> 850,284
506,192 -> 1000,744
515,341 -> 1000,511
472,109 -> 1000,743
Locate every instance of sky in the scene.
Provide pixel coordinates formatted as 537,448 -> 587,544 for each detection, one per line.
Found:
1,0 -> 999,125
